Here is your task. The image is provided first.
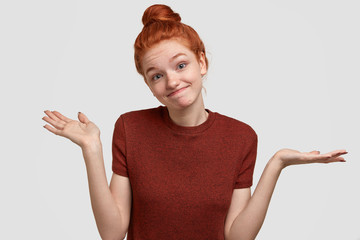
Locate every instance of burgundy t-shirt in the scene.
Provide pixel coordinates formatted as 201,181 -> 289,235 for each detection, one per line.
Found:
112,106 -> 257,240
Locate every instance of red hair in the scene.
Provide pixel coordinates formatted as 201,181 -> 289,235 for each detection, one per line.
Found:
134,4 -> 209,77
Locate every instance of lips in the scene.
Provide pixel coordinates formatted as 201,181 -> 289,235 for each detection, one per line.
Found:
167,86 -> 188,97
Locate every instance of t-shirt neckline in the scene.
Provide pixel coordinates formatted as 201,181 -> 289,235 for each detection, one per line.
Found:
160,105 -> 216,134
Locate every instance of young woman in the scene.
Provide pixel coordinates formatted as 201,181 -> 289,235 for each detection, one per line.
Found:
42,4 -> 347,240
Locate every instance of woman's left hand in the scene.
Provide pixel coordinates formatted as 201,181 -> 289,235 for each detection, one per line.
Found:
273,148 -> 347,169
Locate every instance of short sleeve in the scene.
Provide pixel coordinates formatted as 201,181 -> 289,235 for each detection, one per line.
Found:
234,132 -> 258,189
112,115 -> 129,177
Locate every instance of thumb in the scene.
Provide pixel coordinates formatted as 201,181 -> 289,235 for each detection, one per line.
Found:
308,150 -> 320,155
78,112 -> 90,124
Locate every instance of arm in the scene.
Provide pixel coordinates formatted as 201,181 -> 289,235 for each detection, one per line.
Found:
226,149 -> 347,240
82,141 -> 128,240
226,156 -> 281,240
42,110 -> 129,240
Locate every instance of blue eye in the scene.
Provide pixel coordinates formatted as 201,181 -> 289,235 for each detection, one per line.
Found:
152,74 -> 162,81
178,63 -> 186,69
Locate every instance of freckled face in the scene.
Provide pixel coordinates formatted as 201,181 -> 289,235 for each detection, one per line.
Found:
142,39 -> 207,110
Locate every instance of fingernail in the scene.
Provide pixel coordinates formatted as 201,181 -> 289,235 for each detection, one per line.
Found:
78,112 -> 81,115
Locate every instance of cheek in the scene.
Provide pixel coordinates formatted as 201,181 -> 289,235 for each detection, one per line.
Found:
191,72 -> 203,87
185,68 -> 202,84
150,82 -> 166,95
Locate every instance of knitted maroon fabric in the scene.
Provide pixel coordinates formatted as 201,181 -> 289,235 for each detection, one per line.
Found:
112,105 -> 257,240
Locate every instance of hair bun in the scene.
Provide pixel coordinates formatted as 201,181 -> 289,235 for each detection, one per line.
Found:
142,4 -> 181,26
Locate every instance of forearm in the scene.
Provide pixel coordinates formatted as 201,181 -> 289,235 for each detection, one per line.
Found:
82,140 -> 125,240
227,157 -> 283,240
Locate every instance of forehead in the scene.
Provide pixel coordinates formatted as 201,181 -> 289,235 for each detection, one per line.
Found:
142,40 -> 194,67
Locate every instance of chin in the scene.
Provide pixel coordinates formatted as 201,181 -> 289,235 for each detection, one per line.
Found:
159,92 -> 201,110
168,99 -> 195,110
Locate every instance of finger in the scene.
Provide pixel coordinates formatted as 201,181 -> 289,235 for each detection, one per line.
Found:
326,156 -> 345,161
44,110 -> 58,120
304,153 -> 333,163
335,157 -> 346,161
325,149 -> 348,157
78,112 -> 90,124
313,150 -> 346,160
324,151 -> 348,159
44,110 -> 68,127
42,115 -> 64,130
43,124 -> 62,135
44,110 -> 66,124
314,153 -> 347,163
52,111 -> 72,123
308,150 -> 320,155
332,151 -> 348,158
322,157 -> 346,164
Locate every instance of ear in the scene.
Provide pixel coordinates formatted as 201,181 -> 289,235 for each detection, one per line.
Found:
199,52 -> 207,76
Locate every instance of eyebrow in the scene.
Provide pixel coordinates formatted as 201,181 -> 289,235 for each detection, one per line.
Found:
145,53 -> 187,76
170,53 -> 186,62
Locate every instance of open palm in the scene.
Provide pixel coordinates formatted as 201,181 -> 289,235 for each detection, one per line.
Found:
42,110 -> 100,148
274,148 -> 347,168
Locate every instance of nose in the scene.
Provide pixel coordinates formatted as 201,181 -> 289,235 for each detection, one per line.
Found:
166,72 -> 180,89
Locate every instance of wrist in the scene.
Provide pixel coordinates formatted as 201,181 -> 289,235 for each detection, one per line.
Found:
268,155 -> 286,172
81,137 -> 102,152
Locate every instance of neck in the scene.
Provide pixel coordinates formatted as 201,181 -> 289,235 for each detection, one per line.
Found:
167,95 -> 208,127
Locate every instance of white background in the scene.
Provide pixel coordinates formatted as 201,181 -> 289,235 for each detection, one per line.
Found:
1,0 -> 359,239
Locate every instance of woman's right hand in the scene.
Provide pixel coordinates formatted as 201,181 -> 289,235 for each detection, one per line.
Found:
42,110 -> 100,148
